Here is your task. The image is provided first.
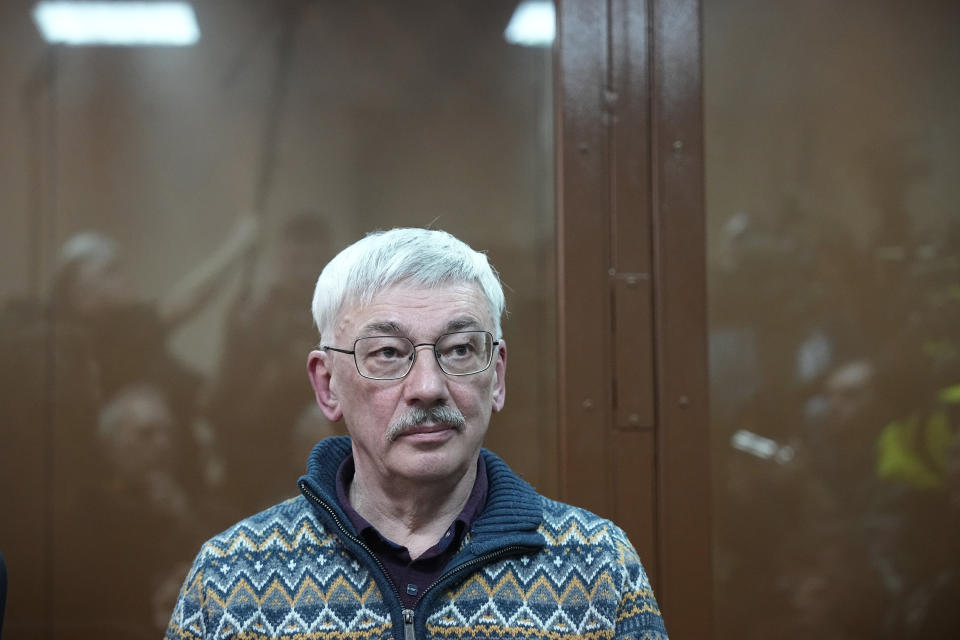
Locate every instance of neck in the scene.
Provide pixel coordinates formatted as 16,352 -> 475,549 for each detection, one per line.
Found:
349,456 -> 479,559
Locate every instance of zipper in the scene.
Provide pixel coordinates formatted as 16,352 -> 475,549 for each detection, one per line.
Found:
417,544 -> 530,604
299,482 -> 409,636
404,544 -> 533,638
300,481 -> 535,640
403,608 -> 416,640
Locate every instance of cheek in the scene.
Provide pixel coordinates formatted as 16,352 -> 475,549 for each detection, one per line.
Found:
347,382 -> 402,417
328,361 -> 364,401
451,382 -> 493,414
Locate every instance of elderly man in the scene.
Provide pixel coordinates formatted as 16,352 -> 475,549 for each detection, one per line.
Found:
166,228 -> 668,639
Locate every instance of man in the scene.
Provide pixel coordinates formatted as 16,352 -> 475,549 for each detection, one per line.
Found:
166,228 -> 668,639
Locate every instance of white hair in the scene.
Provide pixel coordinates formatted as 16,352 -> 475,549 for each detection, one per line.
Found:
311,228 -> 505,341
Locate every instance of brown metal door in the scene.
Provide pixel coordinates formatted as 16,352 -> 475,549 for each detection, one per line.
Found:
556,1 -> 712,637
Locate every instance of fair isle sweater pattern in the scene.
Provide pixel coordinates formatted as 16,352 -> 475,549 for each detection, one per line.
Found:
166,438 -> 668,640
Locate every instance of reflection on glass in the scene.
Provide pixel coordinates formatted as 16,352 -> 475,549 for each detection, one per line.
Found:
0,2 -> 554,637
33,1 -> 201,46
706,0 -> 960,637
504,0 -> 556,47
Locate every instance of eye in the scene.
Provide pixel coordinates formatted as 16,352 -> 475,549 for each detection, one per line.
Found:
357,337 -> 412,362
371,346 -> 404,360
442,341 -> 475,359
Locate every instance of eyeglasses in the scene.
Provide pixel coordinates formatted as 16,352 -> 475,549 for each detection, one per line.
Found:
322,330 -> 499,380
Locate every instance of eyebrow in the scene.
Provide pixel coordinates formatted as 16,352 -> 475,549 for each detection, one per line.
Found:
445,317 -> 483,333
359,320 -> 406,336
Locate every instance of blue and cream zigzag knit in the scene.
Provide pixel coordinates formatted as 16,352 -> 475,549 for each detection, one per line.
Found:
166,437 -> 668,639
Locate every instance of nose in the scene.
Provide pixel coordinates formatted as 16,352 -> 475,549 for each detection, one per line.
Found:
402,344 -> 450,405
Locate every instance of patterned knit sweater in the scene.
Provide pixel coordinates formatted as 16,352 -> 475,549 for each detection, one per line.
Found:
166,437 -> 668,639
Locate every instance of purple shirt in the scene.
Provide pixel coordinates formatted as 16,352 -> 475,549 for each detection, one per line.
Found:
335,455 -> 488,608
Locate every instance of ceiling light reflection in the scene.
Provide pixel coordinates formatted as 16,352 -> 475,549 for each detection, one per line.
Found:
504,0 -> 555,47
33,1 -> 200,46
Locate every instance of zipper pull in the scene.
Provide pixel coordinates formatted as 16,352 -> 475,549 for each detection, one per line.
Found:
403,608 -> 416,640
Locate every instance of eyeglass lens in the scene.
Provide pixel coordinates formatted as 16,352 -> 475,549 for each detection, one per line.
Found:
353,331 -> 493,379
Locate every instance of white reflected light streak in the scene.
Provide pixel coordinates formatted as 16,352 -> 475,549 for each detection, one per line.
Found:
33,1 -> 200,46
504,0 -> 555,47
731,429 -> 796,464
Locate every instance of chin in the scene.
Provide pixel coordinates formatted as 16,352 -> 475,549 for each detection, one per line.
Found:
389,447 -> 474,482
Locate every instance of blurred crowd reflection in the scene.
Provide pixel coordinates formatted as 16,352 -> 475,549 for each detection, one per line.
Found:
710,213 -> 960,638
0,211 -> 343,637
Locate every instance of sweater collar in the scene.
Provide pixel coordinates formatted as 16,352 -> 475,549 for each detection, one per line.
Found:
299,436 -> 544,555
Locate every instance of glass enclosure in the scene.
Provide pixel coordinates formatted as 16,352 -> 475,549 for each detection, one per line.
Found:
9,0 -> 955,636
0,1 -> 555,636
705,0 -> 960,637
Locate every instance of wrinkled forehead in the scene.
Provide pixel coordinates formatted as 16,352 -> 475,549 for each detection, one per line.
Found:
332,280 -> 496,340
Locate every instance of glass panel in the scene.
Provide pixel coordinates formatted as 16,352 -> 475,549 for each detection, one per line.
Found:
705,0 -> 960,637
0,1 -> 555,636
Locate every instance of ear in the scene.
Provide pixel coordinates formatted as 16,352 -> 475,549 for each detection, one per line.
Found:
307,350 -> 343,422
491,339 -> 507,412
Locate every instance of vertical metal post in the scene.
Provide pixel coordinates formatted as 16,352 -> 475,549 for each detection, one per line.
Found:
556,0 -> 712,633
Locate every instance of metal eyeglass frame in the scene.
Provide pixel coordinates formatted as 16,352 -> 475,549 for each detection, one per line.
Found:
321,330 -> 500,380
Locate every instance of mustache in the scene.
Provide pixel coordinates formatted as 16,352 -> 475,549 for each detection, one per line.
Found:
386,405 -> 466,441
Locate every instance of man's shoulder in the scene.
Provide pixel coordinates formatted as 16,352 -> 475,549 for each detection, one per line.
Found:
529,495 -> 662,629
196,495 -> 323,559
534,495 -> 635,552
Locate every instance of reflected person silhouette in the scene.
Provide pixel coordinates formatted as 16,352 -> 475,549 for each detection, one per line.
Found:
54,384 -> 209,638
207,213 -> 333,512
44,216 -> 256,638
52,217 -> 257,482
